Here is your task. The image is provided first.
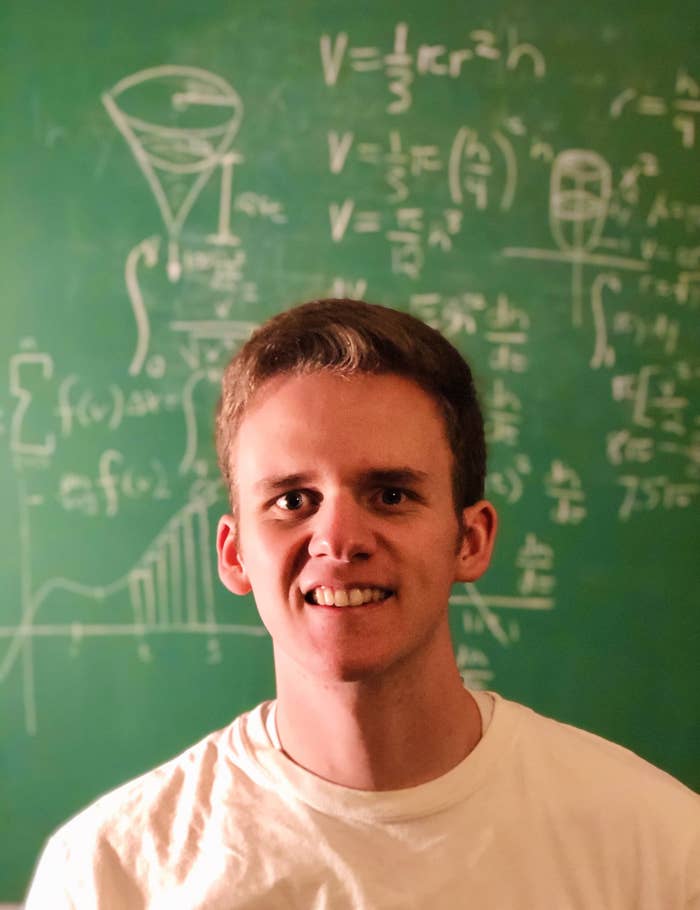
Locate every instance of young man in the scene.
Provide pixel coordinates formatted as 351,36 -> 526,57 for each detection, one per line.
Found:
27,299 -> 699,908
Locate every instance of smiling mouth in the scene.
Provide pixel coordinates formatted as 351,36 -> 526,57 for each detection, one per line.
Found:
304,587 -> 393,607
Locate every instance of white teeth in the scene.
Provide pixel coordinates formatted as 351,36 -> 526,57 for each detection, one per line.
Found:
310,587 -> 389,607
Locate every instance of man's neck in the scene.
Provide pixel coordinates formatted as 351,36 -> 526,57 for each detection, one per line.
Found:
272,641 -> 482,791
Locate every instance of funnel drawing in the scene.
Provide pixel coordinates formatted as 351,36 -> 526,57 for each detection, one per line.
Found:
103,65 -> 244,281
503,148 -> 647,327
549,150 -> 611,323
549,150 -> 611,254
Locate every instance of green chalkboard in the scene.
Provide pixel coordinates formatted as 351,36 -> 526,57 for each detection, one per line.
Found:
2,0 -> 699,900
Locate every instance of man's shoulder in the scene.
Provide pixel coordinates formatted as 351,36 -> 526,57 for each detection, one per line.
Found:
26,705 -> 275,907
70,726 -> 227,836
51,703 -> 267,849
497,694 -> 699,818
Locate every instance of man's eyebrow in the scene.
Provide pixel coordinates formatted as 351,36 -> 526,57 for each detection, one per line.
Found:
360,468 -> 429,486
254,473 -> 313,495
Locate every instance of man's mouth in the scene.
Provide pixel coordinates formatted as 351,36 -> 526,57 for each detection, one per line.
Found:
304,587 -> 393,607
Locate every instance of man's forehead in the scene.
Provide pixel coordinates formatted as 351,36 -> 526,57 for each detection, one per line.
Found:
240,375 -> 442,440
230,370 -> 453,483
241,369 -> 442,419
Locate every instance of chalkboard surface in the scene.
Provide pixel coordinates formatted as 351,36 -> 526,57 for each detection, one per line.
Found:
3,0 -> 699,899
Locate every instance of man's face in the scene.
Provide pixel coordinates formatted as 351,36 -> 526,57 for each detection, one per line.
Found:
217,371 -> 495,683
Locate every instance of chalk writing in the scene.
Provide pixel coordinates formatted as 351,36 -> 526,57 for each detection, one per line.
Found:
610,68 -> 700,148
321,24 -> 546,113
103,66 -> 245,281
617,474 -> 699,520
516,534 -> 556,596
544,460 -> 587,525
57,451 -> 172,518
486,454 -> 532,504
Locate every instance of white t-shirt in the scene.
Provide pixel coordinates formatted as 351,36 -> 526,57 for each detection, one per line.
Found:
26,691 -> 700,909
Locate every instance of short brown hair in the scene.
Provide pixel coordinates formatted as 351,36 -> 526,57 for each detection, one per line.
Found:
215,299 -> 486,512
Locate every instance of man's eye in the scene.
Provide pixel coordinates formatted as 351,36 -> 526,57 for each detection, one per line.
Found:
275,491 -> 307,511
379,488 -> 406,506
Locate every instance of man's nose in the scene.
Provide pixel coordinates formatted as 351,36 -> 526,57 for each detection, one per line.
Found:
307,493 -> 375,562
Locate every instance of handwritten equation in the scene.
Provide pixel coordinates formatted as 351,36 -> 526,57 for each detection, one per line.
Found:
321,23 -> 546,114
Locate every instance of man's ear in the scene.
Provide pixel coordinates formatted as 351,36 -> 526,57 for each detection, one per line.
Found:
454,500 -> 498,583
216,515 -> 252,595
